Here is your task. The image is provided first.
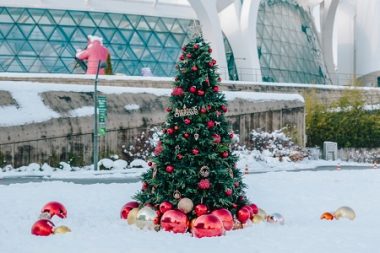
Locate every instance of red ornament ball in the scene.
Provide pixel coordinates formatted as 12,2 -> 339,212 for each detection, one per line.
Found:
120,201 -> 139,219
225,188 -> 233,196
242,205 -> 254,219
171,87 -> 184,96
183,133 -> 190,138
213,86 -> 219,92
207,120 -> 215,129
212,134 -> 221,144
159,201 -> 173,214
148,161 -> 153,167
205,78 -> 210,84
192,214 -> 224,238
194,44 -> 199,49
211,208 -> 234,231
142,182 -> 148,190
208,61 -> 214,67
249,203 -> 259,215
191,66 -> 198,71
184,118 -> 191,125
160,209 -> 189,233
31,219 -> 55,236
200,108 -> 207,114
212,59 -> 216,64
221,151 -> 229,158
221,105 -> 228,112
176,154 -> 183,160
192,149 -> 199,155
189,86 -> 197,93
237,207 -> 251,223
207,105 -> 212,110
174,125 -> 179,131
186,53 -> 192,59
182,46 -> 186,51
197,90 -> 205,96
166,165 -> 174,173
167,128 -> 174,135
234,181 -> 240,188
208,48 -> 212,53
218,77 -> 222,82
179,54 -> 184,61
194,204 -> 208,217
198,179 -> 210,190
41,201 -> 67,219
166,107 -> 171,112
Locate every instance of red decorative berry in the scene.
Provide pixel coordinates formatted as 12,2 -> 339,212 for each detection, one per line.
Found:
229,133 -> 234,139
186,53 -> 192,59
197,90 -> 205,96
221,105 -> 227,112
189,86 -> 197,93
179,55 -> 184,61
194,44 -> 199,49
205,78 -> 210,84
175,77 -> 179,81
218,77 -> 222,82
192,148 -> 199,155
166,165 -> 174,173
208,61 -> 214,67
148,161 -> 153,167
184,118 -> 191,125
225,188 -> 233,196
142,182 -> 148,190
183,133 -> 190,138
166,107 -> 172,112
163,129 -> 167,134
213,86 -> 219,92
212,59 -> 216,65
207,105 -> 212,110
208,48 -> 212,53
182,46 -> 186,51
174,125 -> 179,131
232,203 -> 238,209
167,128 -> 174,135
198,179 -> 210,190
207,120 -> 215,129
200,108 -> 207,114
221,151 -> 229,158
234,181 -> 240,188
191,66 -> 198,71
177,154 -> 183,160
153,217 -> 160,225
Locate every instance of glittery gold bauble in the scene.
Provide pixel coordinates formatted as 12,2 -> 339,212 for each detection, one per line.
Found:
178,198 -> 194,214
53,225 -> 71,234
127,208 -> 139,225
252,214 -> 265,224
199,166 -> 210,177
135,206 -> 157,230
334,206 -> 356,220
173,190 -> 181,199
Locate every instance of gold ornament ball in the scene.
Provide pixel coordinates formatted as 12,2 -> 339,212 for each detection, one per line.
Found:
252,214 -> 264,224
127,208 -> 139,225
178,198 -> 194,214
136,206 -> 157,230
334,206 -> 356,220
53,225 -> 71,234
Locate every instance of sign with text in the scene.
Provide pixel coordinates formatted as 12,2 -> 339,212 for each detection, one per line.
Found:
97,96 -> 107,136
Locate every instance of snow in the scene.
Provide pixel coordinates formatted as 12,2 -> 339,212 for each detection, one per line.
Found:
0,169 -> 379,253
0,81 -> 303,127
124,104 -> 140,111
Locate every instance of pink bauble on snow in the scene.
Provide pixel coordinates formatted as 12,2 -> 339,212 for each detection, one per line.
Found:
192,214 -> 224,238
160,210 -> 189,233
31,219 -> 55,236
211,208 -> 234,231
120,201 -> 139,219
41,201 -> 67,219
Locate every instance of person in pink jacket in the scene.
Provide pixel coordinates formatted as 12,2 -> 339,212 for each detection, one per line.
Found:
75,35 -> 110,75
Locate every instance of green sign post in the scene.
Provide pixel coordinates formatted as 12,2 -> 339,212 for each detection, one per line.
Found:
97,95 -> 107,136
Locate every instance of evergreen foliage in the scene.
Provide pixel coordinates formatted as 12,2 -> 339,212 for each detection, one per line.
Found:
134,36 -> 248,217
306,89 -> 380,148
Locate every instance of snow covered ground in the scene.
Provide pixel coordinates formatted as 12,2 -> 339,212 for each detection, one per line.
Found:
0,168 -> 379,253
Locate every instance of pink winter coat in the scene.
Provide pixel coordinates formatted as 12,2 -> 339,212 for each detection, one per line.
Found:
76,40 -> 109,75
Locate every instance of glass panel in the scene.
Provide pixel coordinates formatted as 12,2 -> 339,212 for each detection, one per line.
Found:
29,25 -> 46,40
18,42 -> 36,56
80,13 -> 96,27
40,25 -> 55,39
0,9 -> 13,22
71,28 -> 87,42
99,14 -> 115,28
7,8 -> 23,23
7,58 -> 25,72
0,41 -> 14,55
7,40 -> 25,54
111,31 -> 125,44
129,32 -> 144,46
6,25 -> 25,39
60,26 -> 76,39
0,23 -> 13,37
89,12 -> 104,26
17,9 -> 35,24
18,56 -> 36,70
49,9 -> 66,24
59,11 -> 76,26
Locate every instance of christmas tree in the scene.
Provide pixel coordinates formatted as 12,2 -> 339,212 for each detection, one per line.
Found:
134,35 -> 249,216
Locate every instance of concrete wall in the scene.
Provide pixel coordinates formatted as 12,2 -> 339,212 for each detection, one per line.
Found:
0,77 -> 305,167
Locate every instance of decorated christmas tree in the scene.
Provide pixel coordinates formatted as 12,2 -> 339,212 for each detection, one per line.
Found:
123,36 -> 256,237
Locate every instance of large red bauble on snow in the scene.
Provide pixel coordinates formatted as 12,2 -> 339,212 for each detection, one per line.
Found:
160,210 -> 189,233
237,207 -> 250,224
41,201 -> 67,219
211,208 -> 234,231
249,203 -> 259,215
31,219 -> 55,236
192,214 -> 224,238
159,201 -> 173,214
120,201 -> 139,219
242,205 -> 254,219
194,204 -> 208,217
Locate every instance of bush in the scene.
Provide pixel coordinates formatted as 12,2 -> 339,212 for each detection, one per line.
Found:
305,89 -> 380,148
